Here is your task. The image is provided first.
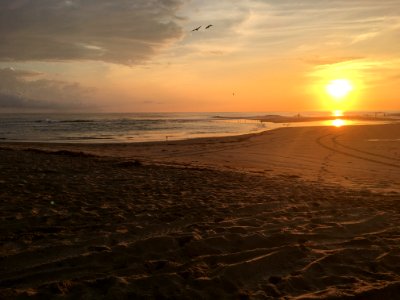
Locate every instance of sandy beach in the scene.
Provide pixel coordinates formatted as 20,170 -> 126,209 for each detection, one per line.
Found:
1,123 -> 400,299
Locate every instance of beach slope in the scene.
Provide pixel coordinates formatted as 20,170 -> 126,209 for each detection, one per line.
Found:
1,124 -> 400,298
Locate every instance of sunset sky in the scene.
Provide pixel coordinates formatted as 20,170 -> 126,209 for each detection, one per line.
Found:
1,0 -> 399,113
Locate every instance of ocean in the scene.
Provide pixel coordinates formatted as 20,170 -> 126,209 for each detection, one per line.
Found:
0,112 -> 271,143
0,112 -> 397,143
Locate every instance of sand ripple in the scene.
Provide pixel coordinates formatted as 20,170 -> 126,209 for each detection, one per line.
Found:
1,148 -> 400,299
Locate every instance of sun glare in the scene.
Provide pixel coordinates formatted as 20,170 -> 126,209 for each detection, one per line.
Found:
332,110 -> 343,117
332,119 -> 346,127
326,79 -> 353,99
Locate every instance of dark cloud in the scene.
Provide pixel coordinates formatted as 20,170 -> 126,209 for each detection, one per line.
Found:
0,0 -> 185,64
0,93 -> 66,110
0,68 -> 93,110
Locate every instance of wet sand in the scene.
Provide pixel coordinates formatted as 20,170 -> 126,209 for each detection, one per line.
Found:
1,124 -> 400,299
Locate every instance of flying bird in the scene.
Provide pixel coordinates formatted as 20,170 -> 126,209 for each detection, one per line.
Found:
205,24 -> 213,29
191,26 -> 201,32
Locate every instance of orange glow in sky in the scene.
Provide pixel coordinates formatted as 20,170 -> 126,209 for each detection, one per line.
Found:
0,1 -> 399,112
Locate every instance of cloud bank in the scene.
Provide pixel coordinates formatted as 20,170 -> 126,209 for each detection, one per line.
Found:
0,68 -> 93,110
0,0 -> 185,64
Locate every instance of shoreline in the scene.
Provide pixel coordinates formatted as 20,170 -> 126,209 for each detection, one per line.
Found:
219,114 -> 400,123
1,118 -> 399,144
1,123 -> 399,193
1,113 -> 399,144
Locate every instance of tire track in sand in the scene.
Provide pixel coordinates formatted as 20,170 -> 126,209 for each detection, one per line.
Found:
316,134 -> 400,169
332,135 -> 400,162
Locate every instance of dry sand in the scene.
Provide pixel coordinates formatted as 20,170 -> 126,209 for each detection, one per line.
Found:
1,123 -> 400,299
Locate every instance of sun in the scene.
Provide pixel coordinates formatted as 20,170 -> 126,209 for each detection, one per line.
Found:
326,79 -> 353,99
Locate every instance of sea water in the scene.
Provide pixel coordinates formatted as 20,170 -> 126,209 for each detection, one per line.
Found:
0,112 -> 270,143
0,112 -> 397,143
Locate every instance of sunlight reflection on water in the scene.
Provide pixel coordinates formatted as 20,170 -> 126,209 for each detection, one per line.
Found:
332,119 -> 346,127
322,119 -> 353,127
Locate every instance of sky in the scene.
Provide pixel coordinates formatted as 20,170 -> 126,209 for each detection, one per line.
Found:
0,0 -> 399,113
